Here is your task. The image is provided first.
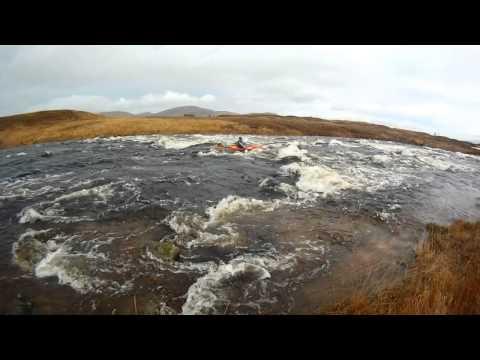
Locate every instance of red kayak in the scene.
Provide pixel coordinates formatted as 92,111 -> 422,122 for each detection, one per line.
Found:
223,144 -> 263,152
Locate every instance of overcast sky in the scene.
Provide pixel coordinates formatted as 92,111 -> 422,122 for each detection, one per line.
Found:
1,45 -> 479,141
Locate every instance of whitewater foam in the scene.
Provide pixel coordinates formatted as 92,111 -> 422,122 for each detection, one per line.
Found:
328,139 -> 359,148
372,154 -> 392,166
19,208 -> 51,224
158,136 -> 210,150
281,163 -> 352,196
277,142 -> 310,161
166,195 -> 281,248
53,183 -> 114,203
18,206 -> 92,224
35,246 -> 105,294
13,230 -> 115,294
205,195 -> 279,226
277,183 -> 299,197
17,228 -> 53,242
361,140 -> 412,154
416,156 -> 456,171
455,152 -> 480,160
182,258 -> 271,315
181,251 -> 303,315
167,211 -> 205,237
166,212 -> 234,248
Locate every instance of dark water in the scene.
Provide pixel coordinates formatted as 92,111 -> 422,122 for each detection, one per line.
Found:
1,134 -> 480,314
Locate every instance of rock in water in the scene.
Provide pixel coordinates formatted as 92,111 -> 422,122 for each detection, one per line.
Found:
13,229 -> 53,272
277,156 -> 302,165
150,241 -> 180,262
41,151 -> 52,158
16,293 -> 33,314
259,177 -> 282,194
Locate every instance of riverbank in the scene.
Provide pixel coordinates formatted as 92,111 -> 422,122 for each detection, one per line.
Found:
1,110 -> 479,155
328,220 -> 480,314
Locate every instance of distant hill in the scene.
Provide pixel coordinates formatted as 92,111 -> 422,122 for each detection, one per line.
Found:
139,106 -> 238,117
0,110 -> 99,124
245,112 -> 279,117
100,111 -> 135,117
100,106 -> 239,118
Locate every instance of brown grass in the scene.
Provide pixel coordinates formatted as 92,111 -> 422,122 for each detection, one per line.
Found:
329,221 -> 480,314
1,110 -> 479,155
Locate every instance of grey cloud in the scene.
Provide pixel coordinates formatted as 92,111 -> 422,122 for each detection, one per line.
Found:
28,91 -> 217,114
1,45 -> 480,141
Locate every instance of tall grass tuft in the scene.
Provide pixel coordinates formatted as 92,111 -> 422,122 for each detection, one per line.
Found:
330,221 -> 480,314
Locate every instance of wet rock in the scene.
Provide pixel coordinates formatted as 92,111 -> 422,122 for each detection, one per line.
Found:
13,237 -> 49,272
187,143 -> 216,151
259,177 -> 282,194
260,177 -> 280,188
277,156 -> 302,165
326,199 -> 337,206
41,151 -> 52,158
15,293 -> 34,314
149,241 -> 180,262
12,229 -> 57,272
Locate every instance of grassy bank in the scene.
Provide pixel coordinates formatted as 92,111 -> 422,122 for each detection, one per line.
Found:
329,220 -> 480,314
1,110 -> 479,155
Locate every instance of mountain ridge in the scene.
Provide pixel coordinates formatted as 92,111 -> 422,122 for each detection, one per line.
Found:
101,106 -> 238,118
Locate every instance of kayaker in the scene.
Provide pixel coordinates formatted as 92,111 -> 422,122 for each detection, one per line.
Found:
236,136 -> 247,149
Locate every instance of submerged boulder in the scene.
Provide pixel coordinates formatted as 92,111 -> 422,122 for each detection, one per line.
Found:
277,156 -> 302,165
149,241 -> 180,262
13,229 -> 53,272
15,293 -> 34,314
259,177 -> 282,194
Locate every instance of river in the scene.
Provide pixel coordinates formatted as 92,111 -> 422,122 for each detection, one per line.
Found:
1,134 -> 480,314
